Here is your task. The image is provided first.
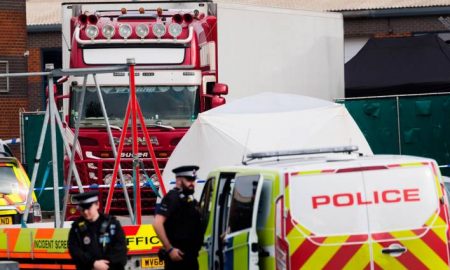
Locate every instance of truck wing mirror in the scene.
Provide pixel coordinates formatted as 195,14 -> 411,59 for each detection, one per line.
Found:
211,95 -> 226,108
212,83 -> 228,95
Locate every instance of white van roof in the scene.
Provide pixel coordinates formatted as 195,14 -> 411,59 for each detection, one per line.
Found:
217,154 -> 437,174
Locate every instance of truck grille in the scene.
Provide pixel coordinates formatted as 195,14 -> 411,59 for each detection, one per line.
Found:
66,157 -> 168,218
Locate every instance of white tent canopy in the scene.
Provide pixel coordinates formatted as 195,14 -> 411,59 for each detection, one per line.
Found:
162,93 -> 372,193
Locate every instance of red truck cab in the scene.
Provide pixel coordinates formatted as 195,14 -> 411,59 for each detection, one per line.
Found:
61,1 -> 227,220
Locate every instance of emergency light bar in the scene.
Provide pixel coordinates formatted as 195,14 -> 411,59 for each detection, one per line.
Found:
246,146 -> 359,160
74,25 -> 194,45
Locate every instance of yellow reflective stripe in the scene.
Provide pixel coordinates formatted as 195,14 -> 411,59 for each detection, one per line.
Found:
0,198 -> 8,205
0,210 -> 16,215
399,162 -> 425,167
432,226 -> 448,243
284,186 -> 291,210
285,183 -> 290,210
372,242 -> 407,269
287,228 -> 307,256
390,230 -> 448,269
14,228 -> 34,252
434,173 -> 443,198
301,235 -> 349,269
6,194 -> 21,203
287,220 -> 313,256
343,244 -> 371,270
297,170 -> 323,176
424,212 -> 440,227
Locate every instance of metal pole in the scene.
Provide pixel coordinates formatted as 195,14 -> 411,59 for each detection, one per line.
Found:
104,100 -> 132,216
93,75 -> 134,221
128,58 -> 142,224
22,103 -> 50,226
65,75 -> 87,193
47,64 -> 61,228
136,103 -> 166,196
396,96 -> 402,155
51,101 -> 85,227
61,75 -> 87,224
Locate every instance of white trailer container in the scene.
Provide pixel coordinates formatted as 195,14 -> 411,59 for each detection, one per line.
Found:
216,4 -> 344,101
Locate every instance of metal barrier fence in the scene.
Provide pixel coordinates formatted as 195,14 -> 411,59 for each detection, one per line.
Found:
337,92 -> 450,175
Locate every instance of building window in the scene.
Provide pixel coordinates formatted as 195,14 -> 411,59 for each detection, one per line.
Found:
0,61 -> 9,93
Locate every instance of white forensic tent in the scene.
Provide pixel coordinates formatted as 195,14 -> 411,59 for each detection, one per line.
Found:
162,93 -> 372,194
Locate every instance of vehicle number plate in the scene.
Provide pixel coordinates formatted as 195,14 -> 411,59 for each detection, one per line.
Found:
0,216 -> 12,225
141,257 -> 164,269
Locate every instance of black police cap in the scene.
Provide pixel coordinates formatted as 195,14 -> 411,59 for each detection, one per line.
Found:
172,165 -> 199,179
73,191 -> 99,205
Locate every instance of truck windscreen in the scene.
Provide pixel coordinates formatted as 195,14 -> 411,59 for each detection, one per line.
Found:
70,85 -> 199,128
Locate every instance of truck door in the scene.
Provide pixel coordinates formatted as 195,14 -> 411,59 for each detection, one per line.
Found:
363,163 -> 450,269
221,173 -> 264,270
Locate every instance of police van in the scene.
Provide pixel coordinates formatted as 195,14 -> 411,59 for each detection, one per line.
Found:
197,146 -> 450,269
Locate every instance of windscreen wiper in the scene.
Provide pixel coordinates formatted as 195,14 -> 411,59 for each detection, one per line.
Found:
147,123 -> 175,130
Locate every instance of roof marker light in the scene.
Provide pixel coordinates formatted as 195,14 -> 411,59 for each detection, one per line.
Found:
86,25 -> 99,39
168,23 -> 182,38
136,24 -> 149,38
119,24 -> 132,39
183,13 -> 193,24
157,7 -> 163,17
102,24 -> 115,39
121,8 -> 127,14
78,14 -> 88,25
152,23 -> 166,38
88,14 -> 98,24
139,7 -> 145,14
172,14 -> 183,24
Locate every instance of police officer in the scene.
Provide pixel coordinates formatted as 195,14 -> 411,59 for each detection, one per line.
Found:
153,165 -> 203,270
68,191 -> 127,270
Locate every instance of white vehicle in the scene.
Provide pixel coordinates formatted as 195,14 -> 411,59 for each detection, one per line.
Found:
198,148 -> 450,269
216,3 -> 344,101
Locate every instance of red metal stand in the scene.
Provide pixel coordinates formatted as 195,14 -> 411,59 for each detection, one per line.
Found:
104,60 -> 166,224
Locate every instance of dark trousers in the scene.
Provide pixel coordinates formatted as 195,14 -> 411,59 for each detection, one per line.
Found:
165,257 -> 199,270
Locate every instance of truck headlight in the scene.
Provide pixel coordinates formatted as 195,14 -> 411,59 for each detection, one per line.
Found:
168,23 -> 182,38
152,23 -> 166,38
119,24 -> 132,39
86,25 -> 99,39
102,24 -> 115,39
136,24 -> 149,38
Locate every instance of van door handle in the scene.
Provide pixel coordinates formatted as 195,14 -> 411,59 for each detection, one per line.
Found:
382,247 -> 407,254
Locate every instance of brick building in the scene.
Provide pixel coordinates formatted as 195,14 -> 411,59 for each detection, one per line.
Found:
0,0 -> 28,155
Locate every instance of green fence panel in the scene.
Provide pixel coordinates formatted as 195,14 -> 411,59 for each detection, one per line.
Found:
21,112 -> 64,211
341,93 -> 450,176
338,98 -> 400,154
398,94 -> 450,175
